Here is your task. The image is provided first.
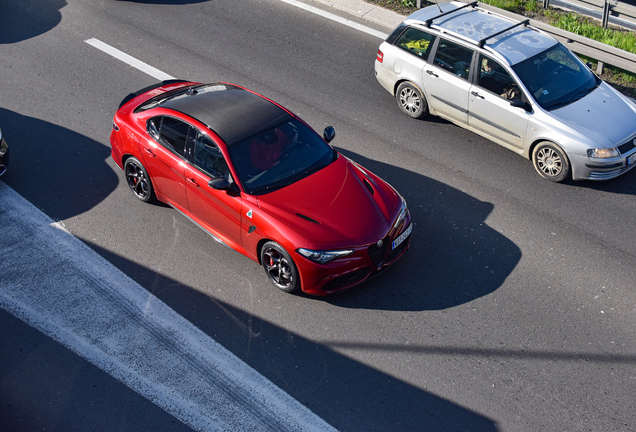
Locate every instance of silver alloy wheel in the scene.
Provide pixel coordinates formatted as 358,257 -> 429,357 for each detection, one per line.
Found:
396,82 -> 428,119
400,87 -> 421,115
532,142 -> 570,182
535,147 -> 563,177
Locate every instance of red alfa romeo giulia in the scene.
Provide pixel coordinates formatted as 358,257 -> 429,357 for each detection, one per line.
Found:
110,80 -> 411,295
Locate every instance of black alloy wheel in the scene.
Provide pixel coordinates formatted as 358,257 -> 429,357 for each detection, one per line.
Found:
261,241 -> 299,293
124,157 -> 155,202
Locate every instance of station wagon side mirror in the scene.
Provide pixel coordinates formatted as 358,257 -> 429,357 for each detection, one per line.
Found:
510,98 -> 532,112
323,126 -> 336,143
208,177 -> 232,190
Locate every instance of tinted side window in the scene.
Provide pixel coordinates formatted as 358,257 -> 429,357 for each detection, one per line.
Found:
433,40 -> 474,79
147,117 -> 161,140
193,132 -> 231,181
478,55 -> 521,100
159,117 -> 189,157
395,28 -> 436,60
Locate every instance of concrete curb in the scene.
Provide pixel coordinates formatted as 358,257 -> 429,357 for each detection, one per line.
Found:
312,0 -> 405,28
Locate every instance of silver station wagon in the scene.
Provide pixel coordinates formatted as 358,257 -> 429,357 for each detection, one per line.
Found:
375,1 -> 636,181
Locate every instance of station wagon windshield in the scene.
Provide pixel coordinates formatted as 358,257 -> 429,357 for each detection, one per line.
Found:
512,43 -> 599,111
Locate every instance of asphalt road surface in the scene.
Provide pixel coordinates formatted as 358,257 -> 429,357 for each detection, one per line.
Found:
1,0 -> 635,431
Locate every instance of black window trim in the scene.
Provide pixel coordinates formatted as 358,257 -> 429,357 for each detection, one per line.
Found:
146,115 -> 192,161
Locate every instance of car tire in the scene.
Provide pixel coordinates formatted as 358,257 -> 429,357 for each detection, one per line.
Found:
124,157 -> 155,202
396,82 -> 428,119
532,142 -> 570,182
260,241 -> 300,293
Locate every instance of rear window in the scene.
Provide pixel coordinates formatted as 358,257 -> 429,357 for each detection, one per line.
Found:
395,27 -> 436,60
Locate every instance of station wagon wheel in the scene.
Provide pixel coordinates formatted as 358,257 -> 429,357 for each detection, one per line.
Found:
261,241 -> 299,293
124,157 -> 155,202
396,82 -> 428,119
532,142 -> 570,182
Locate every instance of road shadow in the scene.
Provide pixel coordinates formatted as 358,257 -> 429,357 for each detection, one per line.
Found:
77,242 -> 499,432
572,166 -> 636,195
0,0 -> 66,44
0,309 -> 193,432
322,148 -> 521,311
0,108 -> 118,220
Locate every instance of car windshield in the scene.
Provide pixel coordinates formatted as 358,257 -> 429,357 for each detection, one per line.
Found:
227,119 -> 336,195
512,43 -> 600,111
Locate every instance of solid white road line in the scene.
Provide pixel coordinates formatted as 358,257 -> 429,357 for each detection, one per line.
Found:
0,182 -> 336,432
85,38 -> 176,81
280,0 -> 388,39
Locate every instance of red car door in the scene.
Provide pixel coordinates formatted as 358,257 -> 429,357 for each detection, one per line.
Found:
138,116 -> 189,212
184,130 -> 243,249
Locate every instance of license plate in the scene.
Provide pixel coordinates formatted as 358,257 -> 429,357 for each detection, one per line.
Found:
628,152 -> 636,166
392,223 -> 412,250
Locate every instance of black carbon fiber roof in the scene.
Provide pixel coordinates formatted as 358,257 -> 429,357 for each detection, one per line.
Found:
162,84 -> 292,145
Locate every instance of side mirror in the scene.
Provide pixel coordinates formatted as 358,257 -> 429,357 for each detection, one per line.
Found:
208,177 -> 231,190
510,98 -> 531,112
323,126 -> 336,143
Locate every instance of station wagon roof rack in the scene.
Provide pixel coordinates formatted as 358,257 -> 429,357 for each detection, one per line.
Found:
477,19 -> 529,47
424,1 -> 477,27
420,2 -> 531,49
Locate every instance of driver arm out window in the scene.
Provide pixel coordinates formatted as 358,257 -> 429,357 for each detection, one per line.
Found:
478,55 -> 521,100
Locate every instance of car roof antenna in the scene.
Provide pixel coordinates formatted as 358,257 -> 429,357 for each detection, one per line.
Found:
431,0 -> 443,14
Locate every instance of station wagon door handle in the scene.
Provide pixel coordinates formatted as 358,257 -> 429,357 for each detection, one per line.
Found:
471,91 -> 485,99
426,69 -> 438,77
186,177 -> 200,187
144,148 -> 156,157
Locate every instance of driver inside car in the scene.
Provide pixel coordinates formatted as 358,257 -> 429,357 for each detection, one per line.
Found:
249,128 -> 291,171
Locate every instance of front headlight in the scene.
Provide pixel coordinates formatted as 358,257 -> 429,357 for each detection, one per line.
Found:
393,194 -> 408,230
297,248 -> 354,264
587,148 -> 619,158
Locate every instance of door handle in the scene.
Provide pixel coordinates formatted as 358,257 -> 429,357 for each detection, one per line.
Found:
426,70 -> 438,77
144,148 -> 156,157
187,177 -> 199,187
471,91 -> 485,99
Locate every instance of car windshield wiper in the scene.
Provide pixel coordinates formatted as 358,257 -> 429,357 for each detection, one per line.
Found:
544,99 -> 573,110
251,180 -> 293,194
544,81 -> 599,110
568,84 -> 597,103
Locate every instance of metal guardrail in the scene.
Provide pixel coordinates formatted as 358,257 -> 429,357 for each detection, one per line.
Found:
551,0 -> 636,27
416,1 -> 636,74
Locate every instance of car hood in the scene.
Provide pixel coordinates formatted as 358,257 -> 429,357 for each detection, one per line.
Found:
256,157 -> 397,244
550,83 -> 636,147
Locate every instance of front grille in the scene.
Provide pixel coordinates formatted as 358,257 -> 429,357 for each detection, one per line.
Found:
618,140 -> 635,155
368,237 -> 389,267
321,268 -> 370,292
386,234 -> 411,263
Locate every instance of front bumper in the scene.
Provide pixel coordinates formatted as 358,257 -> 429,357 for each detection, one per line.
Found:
571,148 -> 636,180
296,218 -> 412,296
